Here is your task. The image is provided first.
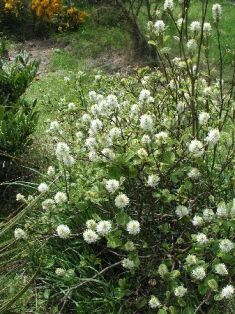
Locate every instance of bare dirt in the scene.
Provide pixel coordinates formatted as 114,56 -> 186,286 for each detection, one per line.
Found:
10,39 -> 62,74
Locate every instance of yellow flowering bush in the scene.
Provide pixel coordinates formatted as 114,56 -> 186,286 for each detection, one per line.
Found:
31,0 -> 61,21
3,0 -> 22,16
57,6 -> 88,32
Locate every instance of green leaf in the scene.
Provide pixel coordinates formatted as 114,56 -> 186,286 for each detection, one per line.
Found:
116,210 -> 129,226
106,230 -> 122,248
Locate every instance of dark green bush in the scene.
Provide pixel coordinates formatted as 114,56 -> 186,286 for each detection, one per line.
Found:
0,39 -> 39,155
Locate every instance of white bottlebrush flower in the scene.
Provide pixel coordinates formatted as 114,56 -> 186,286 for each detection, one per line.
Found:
68,102 -> 76,111
130,104 -> 140,116
64,76 -> 70,83
164,0 -> 174,11
140,114 -> 153,131
154,20 -> 166,35
55,268 -> 66,276
174,285 -> 187,297
137,148 -> 148,159
185,254 -> 197,265
121,258 -> 135,269
158,264 -> 168,277
175,205 -> 189,218
96,220 -> 112,236
219,239 -> 234,253
49,120 -> 60,132
147,174 -> 160,187
148,295 -> 161,309
203,208 -> 215,221
190,21 -> 201,33
81,113 -> 91,123
109,127 -> 121,139
221,285 -> 234,299
139,89 -> 151,102
191,266 -> 206,280
54,192 -> 67,204
85,137 -> 96,150
216,203 -> 228,217
187,39 -> 198,52
90,119 -> 103,133
155,131 -> 168,144
55,142 -> 70,161
106,94 -> 119,109
189,139 -> 204,157
83,229 -> 99,244
42,198 -> 55,210
115,193 -> 130,208
215,263 -> 228,276
56,224 -> 71,239
177,18 -> 184,28
102,148 -> 115,160
16,193 -> 26,202
196,233 -> 208,244
126,220 -> 140,235
192,215 -> 204,227
76,131 -> 83,141
212,4 -> 222,22
203,22 -> 212,36
63,154 -> 75,167
88,91 -> 97,101
199,112 -> 210,125
105,179 -> 120,194
205,129 -> 220,146
14,228 -> 27,240
85,219 -> 97,230
188,168 -> 201,179
88,151 -> 98,161
47,166 -> 55,177
141,134 -> 151,144
38,183 -> 49,193
95,74 -> 101,81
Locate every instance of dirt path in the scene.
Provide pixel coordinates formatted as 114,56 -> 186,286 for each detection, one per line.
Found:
11,39 -> 61,74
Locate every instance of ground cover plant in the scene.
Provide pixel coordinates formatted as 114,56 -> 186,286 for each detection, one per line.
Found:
0,0 -> 235,313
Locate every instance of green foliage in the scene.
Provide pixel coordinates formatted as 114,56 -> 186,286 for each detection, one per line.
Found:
0,40 -> 39,154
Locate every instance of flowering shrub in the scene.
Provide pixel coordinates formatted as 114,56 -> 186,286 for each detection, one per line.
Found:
2,1 -> 235,313
3,0 -> 22,16
31,0 -> 61,21
57,6 -> 88,32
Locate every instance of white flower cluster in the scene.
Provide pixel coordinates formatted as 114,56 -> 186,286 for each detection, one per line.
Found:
55,142 -> 74,167
56,224 -> 71,239
121,258 -> 135,269
126,220 -> 140,235
175,205 -> 189,218
115,193 -> 129,208
212,4 -> 222,22
154,20 -> 165,35
147,174 -> 160,187
14,228 -> 27,240
221,285 -> 234,299
140,114 -> 154,131
105,179 -> 120,194
215,263 -> 228,276
174,285 -> 187,297
191,266 -> 206,280
164,0 -> 174,11
205,129 -> 220,146
148,295 -> 161,308
38,182 -> 49,194
189,139 -> 204,157
219,239 -> 234,253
